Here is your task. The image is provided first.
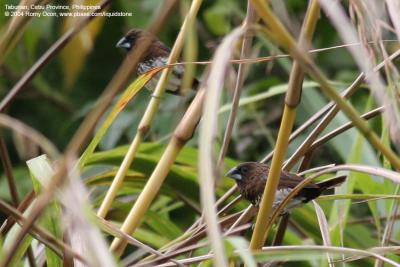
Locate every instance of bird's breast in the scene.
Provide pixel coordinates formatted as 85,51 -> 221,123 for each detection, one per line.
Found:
246,187 -> 304,209
137,58 -> 184,94
137,57 -> 167,74
274,188 -> 292,202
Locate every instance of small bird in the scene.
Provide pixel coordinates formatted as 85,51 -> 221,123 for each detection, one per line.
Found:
226,162 -> 346,210
116,29 -> 199,95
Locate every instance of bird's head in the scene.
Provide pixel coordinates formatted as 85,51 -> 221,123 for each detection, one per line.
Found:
225,162 -> 268,184
116,29 -> 147,51
116,28 -> 171,61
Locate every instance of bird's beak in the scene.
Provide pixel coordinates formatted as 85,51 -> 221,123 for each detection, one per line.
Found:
225,167 -> 242,181
116,37 -> 131,49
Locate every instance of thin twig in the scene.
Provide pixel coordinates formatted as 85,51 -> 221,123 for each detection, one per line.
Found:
309,106 -> 384,151
0,137 -> 37,267
0,2 -> 173,265
0,199 -> 87,265
0,137 -> 19,205
217,1 -> 256,167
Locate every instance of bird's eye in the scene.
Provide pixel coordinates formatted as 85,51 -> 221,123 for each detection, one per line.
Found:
241,166 -> 248,174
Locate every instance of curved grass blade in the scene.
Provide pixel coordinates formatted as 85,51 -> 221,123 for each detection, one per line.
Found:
79,68 -> 163,168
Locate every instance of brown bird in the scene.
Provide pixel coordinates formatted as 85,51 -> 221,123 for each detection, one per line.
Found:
226,162 -> 346,210
116,29 -> 199,95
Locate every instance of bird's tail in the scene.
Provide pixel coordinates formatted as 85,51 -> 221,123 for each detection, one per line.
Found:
316,175 -> 347,193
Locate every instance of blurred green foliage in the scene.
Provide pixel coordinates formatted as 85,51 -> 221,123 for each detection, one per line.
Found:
1,0 -> 362,163
1,1 -> 399,266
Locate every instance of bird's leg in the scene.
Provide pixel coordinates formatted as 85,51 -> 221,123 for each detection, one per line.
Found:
272,212 -> 290,245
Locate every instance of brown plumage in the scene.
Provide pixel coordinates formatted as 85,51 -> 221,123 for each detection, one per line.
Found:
116,29 -> 199,94
226,162 -> 346,210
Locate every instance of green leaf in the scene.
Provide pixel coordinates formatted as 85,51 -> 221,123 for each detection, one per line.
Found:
85,142 -> 239,213
328,95 -> 380,249
203,3 -> 231,35
134,228 -> 170,248
26,155 -> 63,267
219,80 -> 345,115
2,225 -> 33,267
79,70 -> 162,169
144,210 -> 183,240
226,236 -> 257,267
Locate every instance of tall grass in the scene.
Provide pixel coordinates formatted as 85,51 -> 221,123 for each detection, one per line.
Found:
1,0 -> 400,266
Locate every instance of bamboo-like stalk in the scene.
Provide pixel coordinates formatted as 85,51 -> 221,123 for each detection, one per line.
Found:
96,134 -> 142,218
110,87 -> 206,255
0,4 -> 175,265
97,0 -> 203,219
180,0 -> 198,95
260,39 -> 400,166
284,49 -> 400,170
283,78 -> 363,170
249,0 -> 320,250
251,0 -> 400,166
249,106 -> 296,248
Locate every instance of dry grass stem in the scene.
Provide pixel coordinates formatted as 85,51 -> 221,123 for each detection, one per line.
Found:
108,0 -> 203,254
252,0 -> 400,171
249,0 -> 321,250
97,0 -> 200,219
199,26 -> 248,266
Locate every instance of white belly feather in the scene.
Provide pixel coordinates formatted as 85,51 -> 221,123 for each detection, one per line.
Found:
252,188 -> 305,211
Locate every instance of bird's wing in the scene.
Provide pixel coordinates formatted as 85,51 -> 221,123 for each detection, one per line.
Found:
278,170 -> 318,189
